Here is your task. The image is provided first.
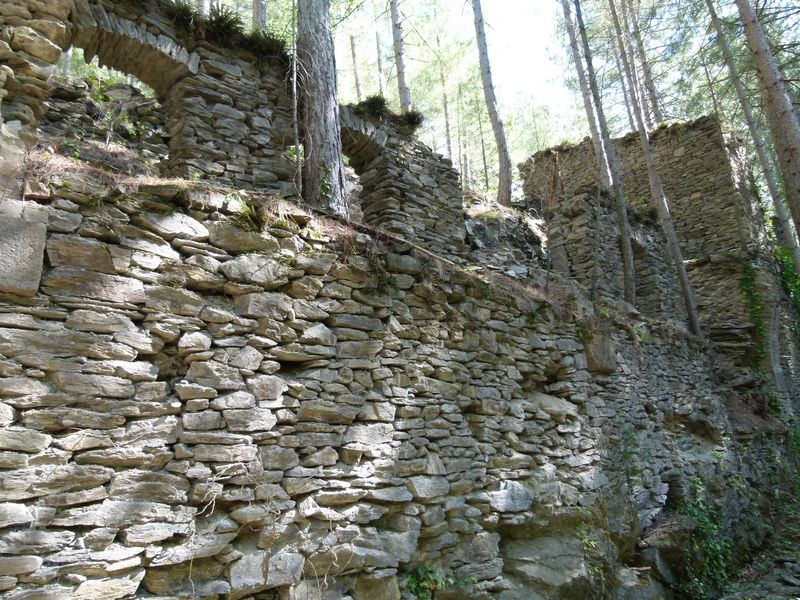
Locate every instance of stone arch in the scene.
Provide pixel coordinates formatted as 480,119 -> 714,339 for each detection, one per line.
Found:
1,0 -> 295,188
67,1 -> 198,103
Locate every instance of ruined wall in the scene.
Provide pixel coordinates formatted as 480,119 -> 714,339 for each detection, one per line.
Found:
340,107 -> 467,263
0,0 -> 296,189
0,160 -> 797,599
41,77 -> 170,169
519,116 -> 785,369
0,0 -> 467,261
542,186 -> 688,325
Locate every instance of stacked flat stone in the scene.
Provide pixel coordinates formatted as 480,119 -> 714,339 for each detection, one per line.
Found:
0,159 -> 796,598
519,116 -> 782,366
0,0 -> 296,190
340,106 -> 468,262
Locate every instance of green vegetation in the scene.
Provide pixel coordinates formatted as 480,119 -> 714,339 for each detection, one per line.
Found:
354,94 -> 391,118
776,247 -> 800,315
353,95 -> 425,133
206,4 -> 246,41
160,0 -> 289,67
739,258 -> 767,367
403,565 -> 475,600
677,478 -> 733,600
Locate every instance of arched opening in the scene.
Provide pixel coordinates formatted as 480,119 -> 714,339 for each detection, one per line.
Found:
43,49 -> 168,174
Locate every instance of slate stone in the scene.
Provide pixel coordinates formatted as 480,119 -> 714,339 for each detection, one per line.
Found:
0,218 -> 46,296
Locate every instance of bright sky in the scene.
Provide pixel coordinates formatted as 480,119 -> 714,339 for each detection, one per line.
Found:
480,1 -> 575,119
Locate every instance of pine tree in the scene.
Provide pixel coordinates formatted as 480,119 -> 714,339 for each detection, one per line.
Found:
471,0 -> 512,206
570,0 -> 636,305
298,0 -> 348,216
390,0 -> 412,111
608,0 -> 703,337
705,0 -> 800,275
734,0 -> 800,243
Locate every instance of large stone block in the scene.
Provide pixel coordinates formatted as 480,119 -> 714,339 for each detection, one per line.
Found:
0,217 -> 46,296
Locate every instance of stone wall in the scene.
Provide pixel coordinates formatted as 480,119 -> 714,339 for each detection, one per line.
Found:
0,0 -> 469,261
340,106 -> 467,263
0,0 -> 297,189
542,186 -> 688,325
519,116 -> 784,369
0,157 -> 797,599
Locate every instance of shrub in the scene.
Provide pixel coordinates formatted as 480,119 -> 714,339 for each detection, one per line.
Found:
205,4 -> 244,43
354,94 -> 390,118
241,29 -> 290,66
162,0 -> 197,32
396,109 -> 424,129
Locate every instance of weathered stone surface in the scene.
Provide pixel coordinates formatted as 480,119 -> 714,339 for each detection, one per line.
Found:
260,446 -> 299,470
234,292 -> 293,319
192,444 -> 258,462
65,310 -> 136,333
145,286 -> 204,316
0,555 -> 42,576
117,225 -> 180,260
208,222 -> 279,253
487,480 -> 534,513
47,234 -> 117,273
246,374 -> 287,400
407,476 -> 450,500
186,360 -> 243,390
337,340 -> 384,358
585,333 -> 617,374
0,218 -> 46,296
42,268 -> 146,303
504,536 -> 586,589
71,569 -> 146,600
51,372 -> 134,398
0,465 -> 114,501
0,429 -> 51,453
223,408 -> 276,432
531,392 -> 578,422
0,503 -> 33,529
134,212 -> 208,241
219,254 -> 290,289
0,328 -> 136,360
343,423 -> 393,445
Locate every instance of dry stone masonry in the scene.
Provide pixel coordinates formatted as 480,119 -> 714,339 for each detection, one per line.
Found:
520,116 -> 799,393
2,165 -> 796,599
0,1 -> 799,599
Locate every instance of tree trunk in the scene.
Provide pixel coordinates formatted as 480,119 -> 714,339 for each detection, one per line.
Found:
614,45 -> 637,132
623,0 -> 662,124
298,0 -> 347,216
253,0 -> 267,30
471,0 -> 512,206
735,0 -> 800,244
350,35 -> 362,101
390,0 -> 411,111
560,0 -> 609,188
375,32 -> 385,97
434,30 -> 453,158
477,104 -> 489,192
61,47 -> 73,77
706,0 -> 800,275
198,0 -> 210,17
457,83 -> 464,187
291,0 -> 301,196
609,0 -> 703,337
571,0 -> 636,305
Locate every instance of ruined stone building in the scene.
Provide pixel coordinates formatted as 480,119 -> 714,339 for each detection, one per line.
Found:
0,1 -> 798,599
